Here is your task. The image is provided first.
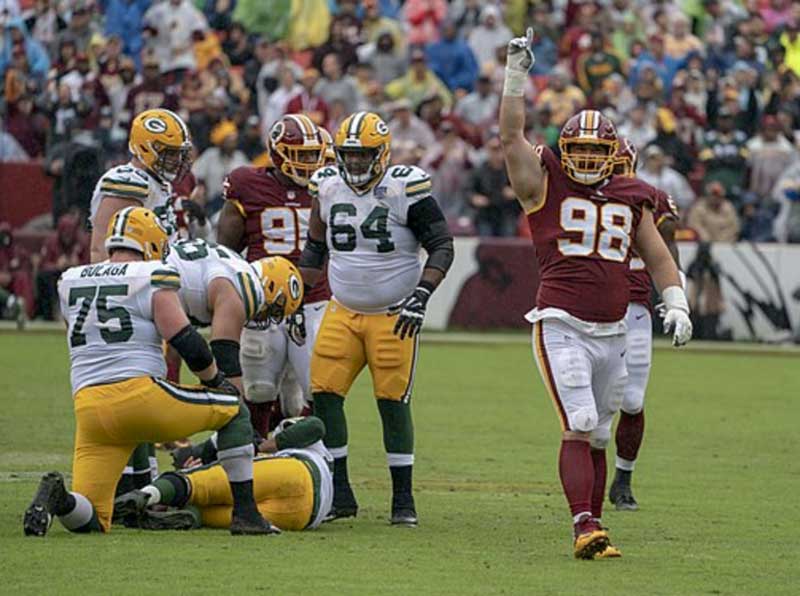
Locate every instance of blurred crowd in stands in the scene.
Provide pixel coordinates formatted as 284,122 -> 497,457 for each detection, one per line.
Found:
4,0 -> 800,322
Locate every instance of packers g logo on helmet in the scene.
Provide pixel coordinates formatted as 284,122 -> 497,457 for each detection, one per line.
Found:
129,108 -> 193,182
105,206 -> 169,261
335,111 -> 391,194
142,117 -> 168,134
251,256 -> 304,325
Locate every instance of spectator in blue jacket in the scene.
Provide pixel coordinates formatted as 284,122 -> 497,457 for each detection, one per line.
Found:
425,19 -> 478,94
0,18 -> 50,80
100,0 -> 151,69
629,34 -> 682,92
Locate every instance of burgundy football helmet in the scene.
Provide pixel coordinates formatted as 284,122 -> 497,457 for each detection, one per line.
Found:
267,113 -> 327,186
558,109 -> 619,185
614,136 -> 639,177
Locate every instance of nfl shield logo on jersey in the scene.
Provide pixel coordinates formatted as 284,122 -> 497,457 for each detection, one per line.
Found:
374,187 -> 387,200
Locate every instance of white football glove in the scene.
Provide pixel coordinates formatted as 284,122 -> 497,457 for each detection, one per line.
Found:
506,27 -> 536,73
661,286 -> 693,347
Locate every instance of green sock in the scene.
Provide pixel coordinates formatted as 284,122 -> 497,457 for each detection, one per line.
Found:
378,399 -> 414,496
216,402 -> 253,453
313,393 -> 348,453
130,443 -> 152,488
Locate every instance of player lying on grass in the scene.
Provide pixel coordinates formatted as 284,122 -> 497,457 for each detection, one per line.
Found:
114,416 -> 333,531
500,31 -> 692,559
24,207 -> 278,536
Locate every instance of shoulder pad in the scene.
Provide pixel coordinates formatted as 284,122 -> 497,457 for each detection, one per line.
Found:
387,165 -> 432,198
150,264 -> 181,290
99,165 -> 151,201
309,166 -> 339,197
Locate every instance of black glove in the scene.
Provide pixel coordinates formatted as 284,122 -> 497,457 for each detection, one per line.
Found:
202,372 -> 240,395
389,285 -> 432,340
182,198 -> 207,225
286,304 -> 306,347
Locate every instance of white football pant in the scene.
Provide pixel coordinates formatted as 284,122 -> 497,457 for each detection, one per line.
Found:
621,302 -> 652,415
532,318 -> 628,449
240,300 -> 328,417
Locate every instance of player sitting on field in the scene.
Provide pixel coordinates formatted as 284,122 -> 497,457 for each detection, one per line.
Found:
115,416 -> 333,531
24,207 -> 277,536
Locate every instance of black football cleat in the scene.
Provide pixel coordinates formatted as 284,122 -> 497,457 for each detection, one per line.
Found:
390,493 -> 418,527
138,508 -> 201,531
24,472 -> 70,537
609,481 -> 639,511
230,514 -> 282,535
390,508 -> 418,527
324,483 -> 358,522
113,489 -> 151,524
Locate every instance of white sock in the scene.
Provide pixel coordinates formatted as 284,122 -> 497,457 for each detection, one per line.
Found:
58,492 -> 94,531
141,485 -> 161,505
616,456 -> 636,472
572,511 -> 593,525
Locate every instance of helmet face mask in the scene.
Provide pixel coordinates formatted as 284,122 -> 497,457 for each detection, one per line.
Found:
151,141 -> 193,182
558,110 -> 619,185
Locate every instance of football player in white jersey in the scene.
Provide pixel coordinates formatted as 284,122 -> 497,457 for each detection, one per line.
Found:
164,238 -> 305,395
116,416 -> 333,532
89,108 -> 192,263
24,207 -> 280,536
299,111 -> 455,526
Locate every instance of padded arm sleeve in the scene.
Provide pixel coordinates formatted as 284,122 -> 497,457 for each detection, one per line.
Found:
406,196 -> 455,275
169,324 -> 215,373
298,236 -> 328,270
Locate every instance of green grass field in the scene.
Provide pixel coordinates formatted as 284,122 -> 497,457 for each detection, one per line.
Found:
0,332 -> 797,595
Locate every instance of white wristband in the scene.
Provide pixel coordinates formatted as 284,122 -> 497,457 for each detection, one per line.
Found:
662,286 -> 689,313
503,68 -> 527,97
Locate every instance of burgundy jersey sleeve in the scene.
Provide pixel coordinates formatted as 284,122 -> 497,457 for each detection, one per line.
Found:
525,150 -> 648,323
627,184 -> 675,308
225,166 -> 331,303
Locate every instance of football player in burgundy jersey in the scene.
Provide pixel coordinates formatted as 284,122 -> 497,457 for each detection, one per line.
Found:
216,114 -> 332,437
609,138 -> 682,511
500,30 -> 692,559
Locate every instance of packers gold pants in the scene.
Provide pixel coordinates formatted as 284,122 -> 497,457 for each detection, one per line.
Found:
72,376 -> 241,531
311,301 -> 419,401
187,456 -> 314,531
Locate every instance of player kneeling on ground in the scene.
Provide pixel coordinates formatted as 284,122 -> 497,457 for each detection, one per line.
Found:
24,208 -> 277,536
115,416 -> 333,531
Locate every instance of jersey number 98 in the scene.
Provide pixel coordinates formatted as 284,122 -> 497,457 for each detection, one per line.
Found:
558,198 -> 632,262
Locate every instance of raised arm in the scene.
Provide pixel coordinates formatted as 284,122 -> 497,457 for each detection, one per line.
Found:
499,28 -> 546,213
634,209 -> 692,346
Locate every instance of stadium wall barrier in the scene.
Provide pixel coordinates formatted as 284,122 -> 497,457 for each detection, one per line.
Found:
0,163 -> 52,227
426,238 -> 800,343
